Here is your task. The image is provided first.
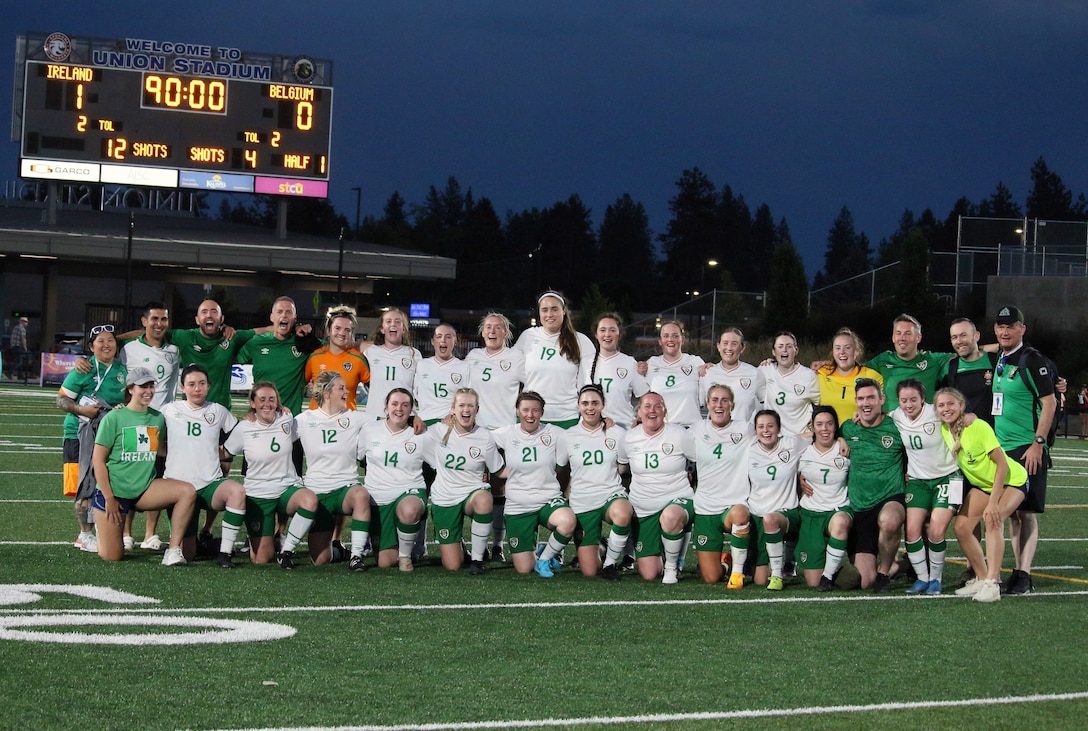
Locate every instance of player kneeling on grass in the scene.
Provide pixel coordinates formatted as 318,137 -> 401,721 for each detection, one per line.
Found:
359,388 -> 430,572
692,384 -> 752,588
430,387 -> 504,574
296,372 -> 372,572
223,381 -> 318,569
747,410 -> 806,591
90,367 -> 196,564
937,387 -> 1029,604
624,392 -> 697,585
567,384 -> 632,580
492,391 -> 577,578
798,406 -> 853,592
160,364 -> 247,568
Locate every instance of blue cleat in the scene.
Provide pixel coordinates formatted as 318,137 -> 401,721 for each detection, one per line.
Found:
535,558 -> 555,578
906,579 -> 929,594
925,579 -> 942,595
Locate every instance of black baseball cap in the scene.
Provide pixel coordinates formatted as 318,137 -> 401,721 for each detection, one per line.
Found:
995,305 -> 1025,325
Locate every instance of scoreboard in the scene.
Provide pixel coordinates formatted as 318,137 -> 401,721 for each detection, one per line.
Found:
16,34 -> 334,198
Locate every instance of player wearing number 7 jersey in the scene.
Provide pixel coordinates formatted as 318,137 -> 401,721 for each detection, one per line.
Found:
590,314 -> 649,429
415,324 -> 471,425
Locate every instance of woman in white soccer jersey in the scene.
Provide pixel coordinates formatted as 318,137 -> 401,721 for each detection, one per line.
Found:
295,371 -> 373,572
699,327 -> 765,429
359,309 -> 421,418
691,384 -> 752,588
160,364 -> 247,569
625,392 -> 696,584
514,291 -> 595,428
747,409 -> 806,590
890,378 -> 957,595
760,331 -> 820,436
222,382 -> 319,569
429,387 -> 504,574
90,367 -> 196,565
492,391 -> 576,577
415,323 -> 471,425
590,313 -> 649,429
358,388 -> 430,571
639,320 -> 705,428
566,384 -> 632,579
797,405 -> 852,591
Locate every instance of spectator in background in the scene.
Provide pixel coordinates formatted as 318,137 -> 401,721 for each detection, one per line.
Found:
10,316 -> 29,383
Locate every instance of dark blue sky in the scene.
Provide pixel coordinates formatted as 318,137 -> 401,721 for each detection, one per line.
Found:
6,2 -> 1087,276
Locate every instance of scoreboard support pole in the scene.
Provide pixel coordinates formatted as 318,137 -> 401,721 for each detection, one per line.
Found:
277,198 -> 288,240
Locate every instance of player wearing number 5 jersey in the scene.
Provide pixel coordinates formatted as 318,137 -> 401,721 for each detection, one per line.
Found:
160,364 -> 246,569
359,309 -> 421,418
295,372 -> 372,572
747,410 -> 806,590
428,388 -> 504,574
761,331 -> 820,436
590,314 -> 649,429
566,384 -> 632,579
514,291 -> 595,427
625,392 -> 697,584
415,324 -> 471,425
221,382 -> 319,569
641,321 -> 705,428
492,391 -> 576,577
466,313 -> 525,430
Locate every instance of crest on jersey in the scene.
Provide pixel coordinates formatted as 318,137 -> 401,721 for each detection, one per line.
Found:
281,423 -> 291,435
616,368 -> 628,379
984,370 -> 993,385
923,423 -> 935,435
451,373 -> 463,385
218,340 -> 230,350
917,361 -> 928,370
500,360 -> 512,371
541,434 -> 553,447
404,442 -> 417,454
697,535 -> 707,546
401,358 -> 414,369
682,365 -> 693,376
881,435 -> 894,449
794,385 -> 806,396
439,529 -> 450,539
469,447 -> 482,460
164,352 -> 178,365
509,537 -> 520,548
204,413 -> 215,425
292,347 -> 302,358
778,450 -> 791,463
337,417 -> 350,429
800,551 -> 809,563
740,378 -> 751,390
343,362 -> 353,373
834,457 -> 846,470
662,443 -> 674,455
604,438 -> 616,451
731,433 -> 744,444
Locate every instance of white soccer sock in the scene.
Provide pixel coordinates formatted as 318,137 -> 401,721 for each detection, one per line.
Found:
470,520 -> 490,561
929,546 -> 946,583
604,530 -> 628,567
823,545 -> 846,580
907,539 -> 930,582
766,533 -> 784,577
397,527 -> 419,558
662,534 -> 684,570
281,511 -> 314,553
539,532 -> 567,561
219,507 -> 245,554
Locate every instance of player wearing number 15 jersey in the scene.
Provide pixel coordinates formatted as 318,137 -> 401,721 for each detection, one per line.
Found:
415,324 -> 471,424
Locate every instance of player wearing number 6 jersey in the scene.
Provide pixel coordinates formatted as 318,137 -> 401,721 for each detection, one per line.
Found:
692,384 -> 753,587
295,372 -> 372,572
415,324 -> 471,425
566,384 -> 632,579
359,309 -> 421,418
492,391 -> 576,576
748,410 -> 806,590
625,392 -> 696,584
160,364 -> 246,568
798,405 -> 852,591
428,388 -> 504,574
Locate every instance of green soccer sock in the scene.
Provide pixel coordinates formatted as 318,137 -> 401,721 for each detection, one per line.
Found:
928,538 -> 947,583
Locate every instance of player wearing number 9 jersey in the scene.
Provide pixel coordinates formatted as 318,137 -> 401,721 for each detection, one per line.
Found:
359,309 -> 421,419
415,324 -> 471,425
747,410 -> 806,590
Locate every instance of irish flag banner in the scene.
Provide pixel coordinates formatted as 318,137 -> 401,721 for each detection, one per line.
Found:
123,426 -> 159,454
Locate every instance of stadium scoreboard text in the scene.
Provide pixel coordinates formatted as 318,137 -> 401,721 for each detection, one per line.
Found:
16,33 -> 333,198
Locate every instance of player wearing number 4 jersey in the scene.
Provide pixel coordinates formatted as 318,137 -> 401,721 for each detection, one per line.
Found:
160,364 -> 246,568
625,392 -> 696,584
295,372 -> 372,571
415,324 -> 471,425
428,388 -> 504,574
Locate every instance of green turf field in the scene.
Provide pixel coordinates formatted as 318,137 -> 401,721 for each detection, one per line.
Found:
2,385 -> 1087,730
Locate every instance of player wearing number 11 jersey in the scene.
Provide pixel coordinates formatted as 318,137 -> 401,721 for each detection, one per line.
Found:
359,309 -> 421,418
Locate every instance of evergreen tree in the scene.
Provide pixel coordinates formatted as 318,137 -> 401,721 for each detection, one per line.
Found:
977,181 -> 1022,218
597,193 -> 659,309
765,238 -> 809,334
1026,157 -> 1078,220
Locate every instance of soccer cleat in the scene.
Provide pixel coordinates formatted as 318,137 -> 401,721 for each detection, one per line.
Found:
972,578 -> 1002,603
215,552 -> 235,569
955,578 -> 981,597
727,572 -> 744,590
720,552 -> 732,573
276,550 -> 296,570
361,536 -> 373,557
534,543 -> 561,573
600,564 -> 620,581
817,575 -> 835,592
140,534 -> 164,551
468,560 -> 485,576
196,531 -> 217,557
348,556 -> 368,572
330,540 -> 348,563
925,579 -> 942,595
398,557 -> 414,572
489,545 -> 507,563
620,554 -> 636,572
956,565 -> 976,589
123,535 -> 135,551
1007,571 -> 1033,595
767,576 -> 784,591
782,561 -> 797,578
873,573 -> 891,593
161,547 -> 186,566
77,533 -> 99,553
906,579 -> 930,595
662,567 -> 679,585
535,558 -> 555,578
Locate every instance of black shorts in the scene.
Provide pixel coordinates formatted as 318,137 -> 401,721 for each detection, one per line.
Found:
1007,444 -> 1047,513
850,494 -> 905,555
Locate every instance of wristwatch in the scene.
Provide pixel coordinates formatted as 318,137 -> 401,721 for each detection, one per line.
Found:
1034,436 -> 1046,445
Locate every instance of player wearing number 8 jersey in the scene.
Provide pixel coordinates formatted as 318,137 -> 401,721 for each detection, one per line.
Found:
641,321 -> 705,428
625,392 -> 696,584
415,324 -> 471,425
295,372 -> 372,571
747,410 -> 806,590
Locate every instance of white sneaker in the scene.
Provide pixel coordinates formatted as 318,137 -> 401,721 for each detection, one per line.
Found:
162,547 -> 186,566
398,556 -> 414,572
662,567 -> 679,585
140,535 -> 165,550
972,579 -> 1002,603
123,536 -> 135,551
77,533 -> 98,553
954,578 -> 981,597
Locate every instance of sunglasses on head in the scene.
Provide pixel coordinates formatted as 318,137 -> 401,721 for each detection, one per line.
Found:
90,324 -> 115,336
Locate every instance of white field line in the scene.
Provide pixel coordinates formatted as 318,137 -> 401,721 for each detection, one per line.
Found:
212,690 -> 1088,730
